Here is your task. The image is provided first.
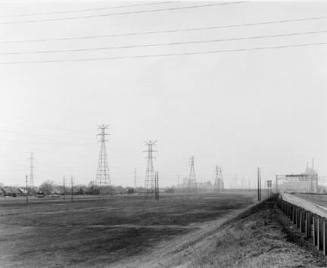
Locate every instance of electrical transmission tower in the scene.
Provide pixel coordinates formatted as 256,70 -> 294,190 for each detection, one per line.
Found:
29,152 -> 34,188
95,125 -> 111,185
144,140 -> 157,194
214,165 -> 224,191
154,171 -> 159,200
188,156 -> 197,191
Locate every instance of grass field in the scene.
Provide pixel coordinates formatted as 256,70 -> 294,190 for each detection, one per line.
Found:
0,192 -> 256,267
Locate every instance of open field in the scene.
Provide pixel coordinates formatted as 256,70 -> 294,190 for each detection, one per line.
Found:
0,192 -> 256,267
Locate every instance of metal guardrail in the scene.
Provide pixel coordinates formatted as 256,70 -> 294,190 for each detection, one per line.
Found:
278,193 -> 327,255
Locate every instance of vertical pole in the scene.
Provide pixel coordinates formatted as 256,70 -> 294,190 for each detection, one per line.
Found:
71,176 -> 74,202
25,175 -> 29,205
275,175 -> 278,193
301,210 -> 305,233
319,217 -> 324,250
305,212 -> 309,238
296,208 -> 300,228
155,172 -> 159,201
257,167 -> 261,201
313,216 -> 317,246
317,216 -> 320,250
63,176 -> 66,200
323,219 -> 327,255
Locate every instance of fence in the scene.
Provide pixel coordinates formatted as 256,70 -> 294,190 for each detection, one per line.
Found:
277,194 -> 327,255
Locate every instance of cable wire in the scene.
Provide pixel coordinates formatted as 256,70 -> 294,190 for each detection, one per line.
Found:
0,2 -> 243,24
0,41 -> 326,64
0,1 -> 174,18
1,29 -> 327,55
1,15 -> 326,44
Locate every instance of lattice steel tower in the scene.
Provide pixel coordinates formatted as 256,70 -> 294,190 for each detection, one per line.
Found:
214,165 -> 224,191
144,140 -> 157,193
188,156 -> 197,189
95,125 -> 110,185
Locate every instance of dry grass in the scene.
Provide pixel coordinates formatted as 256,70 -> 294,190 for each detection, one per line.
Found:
187,199 -> 327,268
0,192 -> 255,267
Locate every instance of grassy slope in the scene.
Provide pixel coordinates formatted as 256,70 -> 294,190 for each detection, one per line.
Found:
187,199 -> 327,268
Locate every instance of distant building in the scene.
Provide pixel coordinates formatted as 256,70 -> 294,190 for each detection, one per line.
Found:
0,186 -> 25,197
276,165 -> 318,193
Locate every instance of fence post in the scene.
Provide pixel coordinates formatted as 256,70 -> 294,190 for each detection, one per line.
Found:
305,212 -> 311,238
313,216 -> 317,246
323,219 -> 327,255
317,217 -> 321,250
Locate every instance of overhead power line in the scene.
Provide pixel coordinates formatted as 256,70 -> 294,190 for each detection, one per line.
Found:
1,15 -> 326,44
2,29 -> 327,55
0,41 -> 326,64
0,2 -> 243,24
0,2 -> 174,18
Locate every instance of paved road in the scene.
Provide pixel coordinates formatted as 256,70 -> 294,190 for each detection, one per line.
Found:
281,193 -> 327,218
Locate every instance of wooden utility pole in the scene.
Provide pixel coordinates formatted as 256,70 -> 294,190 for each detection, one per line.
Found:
63,176 -> 66,200
257,167 -> 261,201
25,175 -> 29,204
70,176 -> 74,202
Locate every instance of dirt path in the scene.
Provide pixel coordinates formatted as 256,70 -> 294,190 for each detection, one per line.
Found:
110,205 -> 253,268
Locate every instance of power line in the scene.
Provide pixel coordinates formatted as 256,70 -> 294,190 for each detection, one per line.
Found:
0,2 -> 174,18
1,41 -> 326,65
0,15 -> 326,44
2,29 -> 327,55
0,2 -> 243,24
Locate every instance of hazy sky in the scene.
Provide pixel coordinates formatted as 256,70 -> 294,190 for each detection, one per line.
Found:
0,1 -> 326,187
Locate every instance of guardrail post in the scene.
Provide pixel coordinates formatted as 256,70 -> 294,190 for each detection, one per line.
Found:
313,216 -> 317,246
305,212 -> 312,238
293,206 -> 296,224
318,217 -> 323,250
296,208 -> 301,229
323,219 -> 327,255
300,209 -> 305,233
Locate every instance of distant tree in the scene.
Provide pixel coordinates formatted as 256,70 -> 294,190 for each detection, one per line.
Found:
86,183 -> 100,195
39,180 -> 55,195
165,187 -> 175,193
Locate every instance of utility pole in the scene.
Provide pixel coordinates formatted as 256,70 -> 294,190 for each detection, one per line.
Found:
144,140 -> 157,195
63,176 -> 66,200
95,125 -> 110,186
257,167 -> 261,201
154,172 -> 159,201
188,156 -> 197,192
70,176 -> 74,202
25,175 -> 29,204
267,180 -> 272,198
29,152 -> 34,189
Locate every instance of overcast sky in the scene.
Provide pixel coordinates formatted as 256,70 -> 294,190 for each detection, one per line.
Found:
0,0 -> 326,187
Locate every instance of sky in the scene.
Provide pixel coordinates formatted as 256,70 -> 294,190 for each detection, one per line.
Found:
0,0 -> 326,188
